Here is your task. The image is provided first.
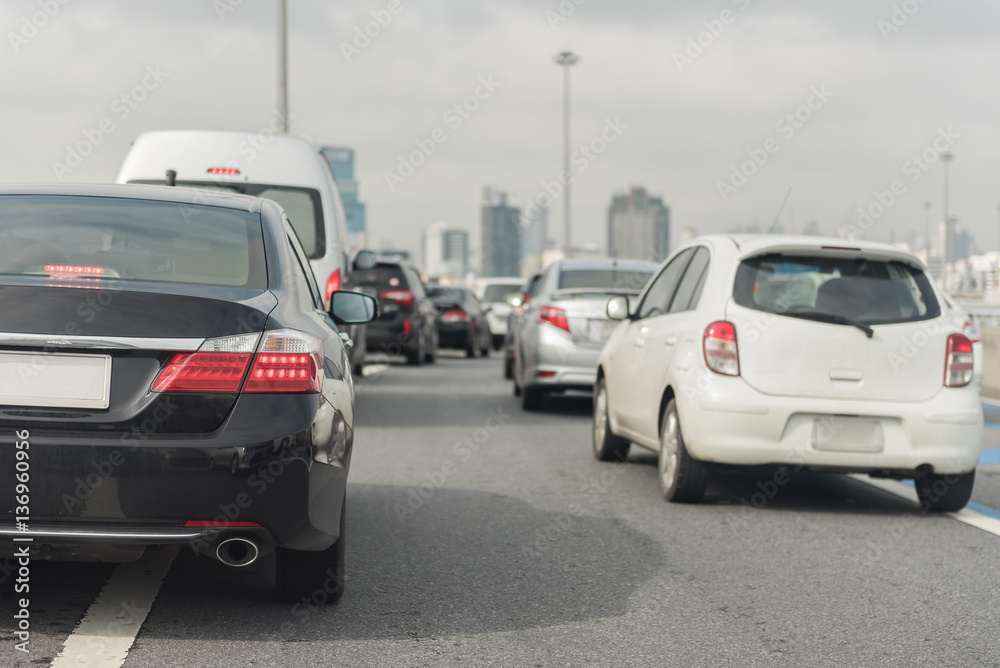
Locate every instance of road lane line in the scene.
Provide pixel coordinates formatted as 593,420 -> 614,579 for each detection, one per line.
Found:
852,475 -> 1000,538
52,546 -> 177,667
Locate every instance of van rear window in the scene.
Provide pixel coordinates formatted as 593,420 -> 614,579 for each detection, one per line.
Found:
0,195 -> 266,289
733,254 -> 940,325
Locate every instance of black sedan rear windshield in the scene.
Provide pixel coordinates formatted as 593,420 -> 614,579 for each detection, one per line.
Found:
353,264 -> 408,291
558,268 -> 653,292
0,195 -> 266,288
733,254 -> 940,324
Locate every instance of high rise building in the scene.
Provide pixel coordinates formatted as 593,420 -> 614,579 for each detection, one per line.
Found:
607,187 -> 670,262
423,221 -> 469,279
521,204 -> 548,276
481,188 -> 522,277
321,146 -> 367,252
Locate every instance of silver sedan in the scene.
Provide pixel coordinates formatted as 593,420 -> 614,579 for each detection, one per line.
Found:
512,258 -> 656,410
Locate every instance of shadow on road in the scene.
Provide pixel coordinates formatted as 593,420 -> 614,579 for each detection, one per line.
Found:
124,483 -> 664,644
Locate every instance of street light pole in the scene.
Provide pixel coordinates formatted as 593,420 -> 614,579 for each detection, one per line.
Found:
554,51 -> 578,258
941,151 -> 953,289
277,0 -> 289,133
923,200 -> 931,256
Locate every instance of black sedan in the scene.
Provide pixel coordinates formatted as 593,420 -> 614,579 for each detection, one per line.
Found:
426,286 -> 492,357
0,184 -> 377,603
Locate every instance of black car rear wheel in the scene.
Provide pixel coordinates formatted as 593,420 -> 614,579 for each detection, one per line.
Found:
276,497 -> 346,604
916,471 -> 975,512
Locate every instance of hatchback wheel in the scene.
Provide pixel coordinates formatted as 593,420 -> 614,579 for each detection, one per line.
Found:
406,335 -> 423,366
916,471 -> 975,512
276,497 -> 346,604
659,399 -> 707,503
593,378 -> 629,462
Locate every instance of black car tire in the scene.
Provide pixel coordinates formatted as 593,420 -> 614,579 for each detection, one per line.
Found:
480,341 -> 490,357
276,497 -> 346,604
916,471 -> 975,512
659,400 -> 708,503
465,335 -> 477,358
406,335 -> 423,366
521,386 -> 543,411
352,361 -> 364,378
504,356 -> 514,379
593,378 -> 630,462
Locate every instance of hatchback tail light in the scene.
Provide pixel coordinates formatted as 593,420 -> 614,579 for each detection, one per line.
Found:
704,321 -> 739,376
325,269 -> 342,306
539,306 -> 570,332
152,330 -> 323,394
944,333 -> 974,388
442,309 -> 468,323
380,289 -> 414,307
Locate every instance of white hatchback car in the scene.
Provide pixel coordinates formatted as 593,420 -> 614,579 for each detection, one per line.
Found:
594,235 -> 983,511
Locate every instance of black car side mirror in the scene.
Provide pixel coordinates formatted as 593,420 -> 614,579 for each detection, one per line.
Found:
330,291 -> 378,324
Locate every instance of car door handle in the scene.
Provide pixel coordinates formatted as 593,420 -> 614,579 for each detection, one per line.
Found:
665,336 -> 677,346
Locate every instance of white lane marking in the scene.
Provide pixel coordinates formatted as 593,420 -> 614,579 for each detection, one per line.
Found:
52,546 -> 177,668
852,474 -> 1000,538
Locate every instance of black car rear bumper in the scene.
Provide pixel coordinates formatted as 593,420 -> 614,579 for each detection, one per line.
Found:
0,395 -> 350,555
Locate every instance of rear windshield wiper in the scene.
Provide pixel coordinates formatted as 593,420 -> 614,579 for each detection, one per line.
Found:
780,311 -> 874,338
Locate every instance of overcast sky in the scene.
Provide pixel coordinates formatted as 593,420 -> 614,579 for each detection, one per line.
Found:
2,0 -> 999,262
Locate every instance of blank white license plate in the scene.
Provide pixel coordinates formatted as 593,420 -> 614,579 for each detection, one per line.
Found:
586,319 -> 617,343
812,416 -> 883,453
0,352 -> 111,409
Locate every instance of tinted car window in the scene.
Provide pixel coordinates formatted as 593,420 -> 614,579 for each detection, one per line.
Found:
483,283 -> 522,302
0,195 -> 265,288
131,180 -> 326,259
557,268 -> 653,292
354,263 -> 408,292
427,286 -> 466,307
669,247 -> 710,313
733,254 -> 941,324
637,249 -> 693,319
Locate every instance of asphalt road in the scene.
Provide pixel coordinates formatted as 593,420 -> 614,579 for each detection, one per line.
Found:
3,352 -> 1000,667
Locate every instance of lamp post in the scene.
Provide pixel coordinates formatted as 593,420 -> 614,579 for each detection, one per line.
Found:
277,0 -> 289,132
940,151 -> 953,289
923,200 -> 931,256
554,51 -> 579,257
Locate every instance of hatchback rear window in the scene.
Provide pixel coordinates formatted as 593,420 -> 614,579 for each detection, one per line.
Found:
0,195 -> 266,288
733,254 -> 940,324
558,268 -> 653,292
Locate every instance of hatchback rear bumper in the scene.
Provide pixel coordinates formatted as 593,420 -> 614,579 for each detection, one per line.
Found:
675,374 -> 983,475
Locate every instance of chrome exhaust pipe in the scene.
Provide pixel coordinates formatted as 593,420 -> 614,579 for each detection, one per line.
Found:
215,537 -> 259,567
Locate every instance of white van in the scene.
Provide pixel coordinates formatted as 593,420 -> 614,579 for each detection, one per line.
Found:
116,130 -> 370,374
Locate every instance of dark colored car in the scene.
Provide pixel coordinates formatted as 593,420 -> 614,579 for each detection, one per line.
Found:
0,184 -> 377,603
355,260 -> 439,365
426,286 -> 492,357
